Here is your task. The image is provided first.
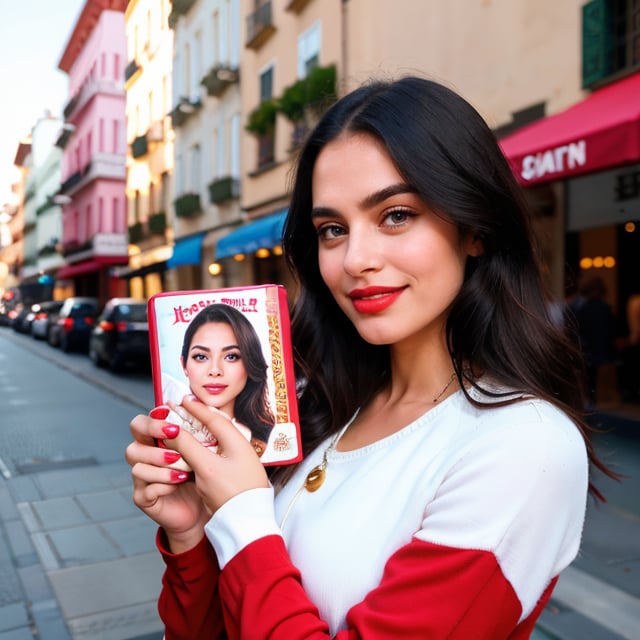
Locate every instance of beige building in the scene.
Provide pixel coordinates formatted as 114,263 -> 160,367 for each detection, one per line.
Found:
124,0 -> 175,299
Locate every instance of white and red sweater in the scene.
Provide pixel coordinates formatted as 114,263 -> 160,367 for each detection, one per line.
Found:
158,388 -> 588,639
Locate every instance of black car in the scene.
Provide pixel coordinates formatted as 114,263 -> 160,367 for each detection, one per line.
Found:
89,298 -> 149,370
48,296 -> 99,352
31,300 -> 64,340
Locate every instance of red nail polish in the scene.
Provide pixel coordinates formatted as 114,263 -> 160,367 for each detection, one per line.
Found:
163,451 -> 181,464
162,424 -> 180,438
171,470 -> 189,483
150,406 -> 170,419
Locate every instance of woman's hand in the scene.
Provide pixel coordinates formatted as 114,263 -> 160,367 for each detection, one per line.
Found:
161,396 -> 270,515
125,407 -> 211,553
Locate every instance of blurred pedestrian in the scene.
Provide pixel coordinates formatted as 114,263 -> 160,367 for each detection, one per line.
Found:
569,275 -> 617,405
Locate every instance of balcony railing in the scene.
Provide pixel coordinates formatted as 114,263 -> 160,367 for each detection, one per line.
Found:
124,59 -> 141,83
169,97 -> 202,128
60,171 -> 82,194
208,176 -> 240,204
174,193 -> 202,218
131,134 -> 148,158
246,1 -> 275,49
168,0 -> 197,28
286,0 -> 312,12
201,64 -> 240,98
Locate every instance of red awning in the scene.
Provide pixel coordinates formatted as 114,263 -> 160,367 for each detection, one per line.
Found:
56,256 -> 128,280
499,72 -> 640,186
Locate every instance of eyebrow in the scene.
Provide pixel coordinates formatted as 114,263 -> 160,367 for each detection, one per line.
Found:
190,344 -> 240,353
310,182 -> 417,219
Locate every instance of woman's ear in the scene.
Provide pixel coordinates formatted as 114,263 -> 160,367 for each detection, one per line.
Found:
465,232 -> 484,257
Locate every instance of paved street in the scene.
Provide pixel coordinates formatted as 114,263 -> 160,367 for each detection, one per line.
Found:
1,326 -> 640,639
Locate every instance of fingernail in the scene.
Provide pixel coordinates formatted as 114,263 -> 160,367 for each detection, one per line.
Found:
162,424 -> 180,438
164,451 -> 182,464
150,406 -> 170,419
171,470 -> 189,483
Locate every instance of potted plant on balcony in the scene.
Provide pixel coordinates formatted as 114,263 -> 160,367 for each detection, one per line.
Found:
174,193 -> 202,218
245,98 -> 278,136
149,211 -> 167,235
278,64 -> 337,148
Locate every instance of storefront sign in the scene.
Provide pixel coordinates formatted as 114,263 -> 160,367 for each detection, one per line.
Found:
521,141 -> 587,182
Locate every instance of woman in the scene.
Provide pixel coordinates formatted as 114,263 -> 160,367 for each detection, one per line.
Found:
161,303 -> 274,468
127,77 -> 613,639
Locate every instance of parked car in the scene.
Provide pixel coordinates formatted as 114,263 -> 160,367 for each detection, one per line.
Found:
11,303 -> 34,334
48,296 -> 99,352
89,298 -> 149,370
31,300 -> 64,340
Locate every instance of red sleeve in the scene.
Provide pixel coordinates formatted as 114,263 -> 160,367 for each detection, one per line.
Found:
156,528 -> 226,640
217,535 -> 553,639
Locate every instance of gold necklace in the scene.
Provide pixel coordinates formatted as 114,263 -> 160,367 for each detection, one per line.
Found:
279,372 -> 457,529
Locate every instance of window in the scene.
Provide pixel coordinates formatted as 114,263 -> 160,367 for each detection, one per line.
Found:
582,0 -> 640,86
231,113 -> 240,178
297,21 -> 321,78
114,53 -> 120,81
99,118 -> 105,152
101,52 -> 107,77
190,145 -> 201,191
192,31 -> 202,96
98,197 -> 104,232
260,65 -> 273,101
86,204 -> 92,238
113,119 -> 120,154
175,155 -> 184,195
217,122 -> 225,177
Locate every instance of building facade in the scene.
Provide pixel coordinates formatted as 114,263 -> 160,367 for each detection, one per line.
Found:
56,0 -> 130,304
166,0 -> 244,292
123,0 -> 175,299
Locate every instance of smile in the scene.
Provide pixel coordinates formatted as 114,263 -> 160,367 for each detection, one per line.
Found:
348,286 -> 406,314
203,384 -> 228,394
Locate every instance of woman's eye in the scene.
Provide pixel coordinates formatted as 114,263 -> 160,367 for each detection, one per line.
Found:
192,353 -> 207,362
225,352 -> 242,362
316,223 -> 346,241
383,208 -> 414,226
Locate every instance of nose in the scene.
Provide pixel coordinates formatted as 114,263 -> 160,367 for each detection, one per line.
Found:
342,226 -> 383,276
208,359 -> 223,377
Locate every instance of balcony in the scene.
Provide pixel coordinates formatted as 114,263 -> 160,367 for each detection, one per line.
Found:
128,221 -> 144,244
169,97 -> 202,128
124,59 -> 141,83
286,0 -> 312,12
149,211 -> 167,234
168,0 -> 197,29
246,1 -> 275,50
146,119 -> 164,142
60,154 -> 126,198
63,232 -> 128,263
131,134 -> 148,158
208,176 -> 240,204
174,193 -> 202,219
201,64 -> 239,98
61,79 -> 123,121
60,171 -> 82,194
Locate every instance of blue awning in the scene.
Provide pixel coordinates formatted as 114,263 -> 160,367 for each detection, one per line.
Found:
215,210 -> 287,260
167,232 -> 205,268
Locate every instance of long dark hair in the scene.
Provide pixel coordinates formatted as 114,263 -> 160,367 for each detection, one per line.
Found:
181,303 -> 274,442
278,75 -> 613,493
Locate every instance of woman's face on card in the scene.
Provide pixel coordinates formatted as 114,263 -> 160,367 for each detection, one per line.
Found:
182,321 -> 248,415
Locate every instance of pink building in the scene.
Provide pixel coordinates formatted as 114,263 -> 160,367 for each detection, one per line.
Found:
56,0 -> 129,303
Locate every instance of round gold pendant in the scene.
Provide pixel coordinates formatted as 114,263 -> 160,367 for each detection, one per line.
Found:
304,465 -> 326,492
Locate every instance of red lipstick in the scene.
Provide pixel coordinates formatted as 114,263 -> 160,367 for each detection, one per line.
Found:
348,286 -> 405,314
203,384 -> 228,395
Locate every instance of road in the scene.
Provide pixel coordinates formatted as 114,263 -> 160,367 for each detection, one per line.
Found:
0,326 -> 639,639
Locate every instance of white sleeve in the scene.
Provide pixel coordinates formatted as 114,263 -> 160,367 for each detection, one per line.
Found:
416,400 -> 589,620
